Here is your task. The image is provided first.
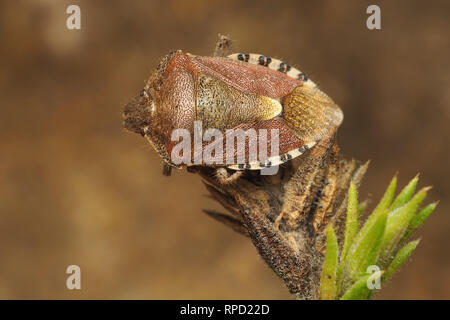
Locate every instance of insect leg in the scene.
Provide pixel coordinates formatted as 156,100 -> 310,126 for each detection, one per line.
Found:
215,167 -> 243,184
162,163 -> 172,176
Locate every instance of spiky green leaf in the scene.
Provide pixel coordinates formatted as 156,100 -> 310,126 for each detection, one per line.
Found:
347,209 -> 387,280
340,271 -> 384,300
409,202 -> 437,230
357,200 -> 368,217
401,202 -> 437,244
379,187 -> 429,266
341,182 -> 359,262
355,175 -> 396,246
320,227 -> 339,300
389,174 -> 419,211
383,240 -> 420,284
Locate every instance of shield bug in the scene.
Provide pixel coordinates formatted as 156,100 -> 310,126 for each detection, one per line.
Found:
123,36 -> 343,183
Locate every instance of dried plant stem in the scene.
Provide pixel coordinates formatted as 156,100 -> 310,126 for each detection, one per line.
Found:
188,134 -> 369,299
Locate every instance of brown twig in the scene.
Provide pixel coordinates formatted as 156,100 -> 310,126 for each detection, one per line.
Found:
189,135 -> 368,299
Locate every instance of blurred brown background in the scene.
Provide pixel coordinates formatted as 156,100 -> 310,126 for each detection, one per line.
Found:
0,0 -> 449,299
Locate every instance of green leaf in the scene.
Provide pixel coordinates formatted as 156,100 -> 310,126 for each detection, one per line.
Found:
401,202 -> 437,244
337,183 -> 359,295
379,187 -> 430,266
410,201 -> 437,230
340,175 -> 395,285
320,226 -> 339,300
357,200 -> 368,217
382,240 -> 419,284
341,182 -> 359,263
347,208 -> 387,281
340,270 -> 384,300
336,264 -> 344,297
320,173 -> 436,300
389,174 -> 419,211
356,175 -> 397,243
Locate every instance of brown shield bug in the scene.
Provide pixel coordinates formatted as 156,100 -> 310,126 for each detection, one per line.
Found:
123,36 -> 343,183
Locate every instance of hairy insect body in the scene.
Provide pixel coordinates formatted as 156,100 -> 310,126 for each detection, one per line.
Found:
123,46 -> 343,174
